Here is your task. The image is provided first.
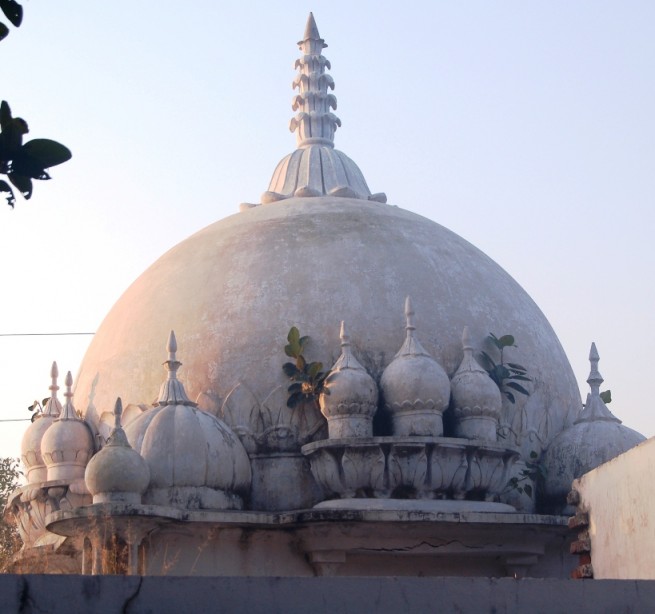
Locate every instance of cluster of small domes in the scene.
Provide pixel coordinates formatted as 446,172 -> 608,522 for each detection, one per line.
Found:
21,331 -> 252,511
319,297 -> 503,442
21,362 -> 94,485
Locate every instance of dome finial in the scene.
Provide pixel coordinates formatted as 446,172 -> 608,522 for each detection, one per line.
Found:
340,320 -> 350,348
58,371 -> 77,420
43,360 -> 62,417
105,397 -> 130,447
576,342 -> 620,424
462,326 -> 473,353
301,12 -> 324,47
404,296 -> 415,336
156,330 -> 195,407
290,12 -> 340,148
261,14 -> 385,204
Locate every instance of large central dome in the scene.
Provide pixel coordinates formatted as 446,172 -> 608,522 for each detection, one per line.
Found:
73,13 -> 580,460
75,195 -> 579,456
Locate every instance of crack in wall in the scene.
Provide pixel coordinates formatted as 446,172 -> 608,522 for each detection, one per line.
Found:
122,576 -> 143,614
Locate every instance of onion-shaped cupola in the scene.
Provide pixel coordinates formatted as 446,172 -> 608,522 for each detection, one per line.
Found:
85,397 -> 150,504
124,331 -> 252,510
21,361 -> 63,483
319,321 -> 378,438
542,342 -> 645,512
380,297 -> 450,436
450,327 -> 503,441
261,12 -> 385,204
41,371 -> 95,482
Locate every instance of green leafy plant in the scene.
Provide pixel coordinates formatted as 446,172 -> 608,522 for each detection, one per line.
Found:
282,326 -> 330,409
0,0 -> 22,42
478,333 -> 531,404
27,397 -> 48,422
505,451 -> 546,499
600,390 -> 611,404
0,101 -> 72,207
0,457 -> 22,570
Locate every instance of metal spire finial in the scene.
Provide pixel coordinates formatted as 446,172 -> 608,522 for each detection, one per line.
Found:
58,370 -> 78,420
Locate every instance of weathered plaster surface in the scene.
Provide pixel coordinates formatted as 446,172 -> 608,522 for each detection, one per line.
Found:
573,437 -> 655,579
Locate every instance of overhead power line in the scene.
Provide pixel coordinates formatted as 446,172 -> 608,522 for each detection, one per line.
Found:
0,332 -> 95,337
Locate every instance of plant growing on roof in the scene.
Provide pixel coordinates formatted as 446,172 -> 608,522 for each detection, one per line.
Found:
282,326 -> 330,408
505,450 -> 547,499
478,333 -> 531,404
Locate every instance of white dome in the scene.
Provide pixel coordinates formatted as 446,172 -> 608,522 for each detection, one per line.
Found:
85,398 -> 150,504
21,362 -> 63,483
75,197 -> 581,459
380,297 -> 450,437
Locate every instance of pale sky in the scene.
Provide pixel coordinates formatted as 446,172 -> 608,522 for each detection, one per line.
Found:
1,2 -> 654,461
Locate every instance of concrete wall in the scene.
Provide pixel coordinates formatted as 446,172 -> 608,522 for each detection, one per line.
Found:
573,437 -> 655,579
1,575 -> 654,613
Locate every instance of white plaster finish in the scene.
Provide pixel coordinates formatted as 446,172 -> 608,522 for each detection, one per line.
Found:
572,437 -> 655,579
249,452 -> 322,511
21,361 -> 63,483
73,197 -> 581,469
84,399 -> 150,504
124,404 -> 251,510
319,322 -> 378,438
542,344 -> 645,511
451,327 -> 503,440
41,372 -> 94,482
45,501 -> 570,578
302,436 -> 518,502
380,297 -> 450,437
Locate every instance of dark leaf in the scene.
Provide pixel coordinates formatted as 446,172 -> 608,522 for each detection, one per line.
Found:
287,382 -> 302,393
287,326 -> 300,344
506,362 -> 527,371
497,334 -> 515,348
0,100 -> 11,129
0,0 -> 22,27
600,390 -> 612,404
487,333 -> 503,350
529,451 -> 538,459
508,374 -> 531,382
282,362 -> 298,378
505,391 -> 516,404
505,381 -> 530,396
8,172 -> 31,198
284,344 -> 296,358
0,178 -> 14,206
11,150 -> 50,179
0,22 -> 8,41
299,335 -> 309,349
523,484 -> 533,498
23,139 -> 72,168
308,361 -> 322,379
287,391 -> 302,408
296,354 -> 306,371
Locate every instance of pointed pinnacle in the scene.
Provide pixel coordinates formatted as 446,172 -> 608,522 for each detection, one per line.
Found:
462,326 -> 473,351
340,320 -> 350,347
167,330 -> 177,357
303,12 -> 321,42
50,361 -> 58,380
114,397 -> 123,429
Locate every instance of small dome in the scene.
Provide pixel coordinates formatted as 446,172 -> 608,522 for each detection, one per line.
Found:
542,343 -> 645,511
124,331 -> 251,510
380,297 -> 450,436
450,327 -> 502,440
319,321 -> 378,438
21,362 -> 62,483
41,371 -> 94,482
85,398 -> 150,504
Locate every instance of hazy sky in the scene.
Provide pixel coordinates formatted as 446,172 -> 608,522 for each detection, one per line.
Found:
1,2 -> 654,460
